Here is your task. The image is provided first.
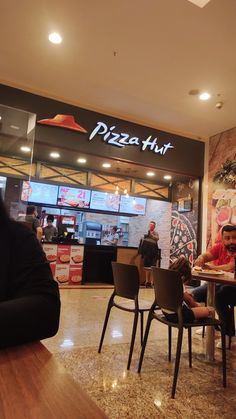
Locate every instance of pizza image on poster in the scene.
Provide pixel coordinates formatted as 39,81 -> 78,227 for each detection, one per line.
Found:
70,245 -> 84,264
43,244 -> 58,263
57,245 -> 71,264
69,265 -> 83,285
55,264 -> 69,284
170,210 -> 197,266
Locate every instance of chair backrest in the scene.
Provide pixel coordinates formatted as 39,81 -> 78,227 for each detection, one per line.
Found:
152,267 -> 183,311
112,262 -> 140,300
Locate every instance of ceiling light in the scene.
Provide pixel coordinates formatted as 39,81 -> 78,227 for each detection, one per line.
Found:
199,92 -> 211,101
164,175 -> 172,180
187,0 -> 211,8
77,158 -> 87,164
146,171 -> 155,177
20,146 -> 31,153
0,116 -> 2,121
48,32 -> 62,44
50,152 -> 60,158
102,163 -> 111,168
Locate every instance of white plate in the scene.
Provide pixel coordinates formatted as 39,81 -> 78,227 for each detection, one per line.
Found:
198,269 -> 224,276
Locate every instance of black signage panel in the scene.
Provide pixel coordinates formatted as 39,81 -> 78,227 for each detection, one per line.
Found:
0,84 -> 205,177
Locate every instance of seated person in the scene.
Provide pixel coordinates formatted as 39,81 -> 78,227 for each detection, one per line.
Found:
192,224 -> 236,348
0,193 -> 61,348
162,292 -> 214,323
43,215 -> 58,241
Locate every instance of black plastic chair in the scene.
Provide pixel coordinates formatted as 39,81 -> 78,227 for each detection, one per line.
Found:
138,267 -> 227,398
98,262 -> 153,370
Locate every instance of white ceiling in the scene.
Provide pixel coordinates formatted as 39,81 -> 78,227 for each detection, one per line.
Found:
1,0 -> 236,141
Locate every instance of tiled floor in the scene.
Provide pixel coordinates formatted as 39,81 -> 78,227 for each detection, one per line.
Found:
44,288 -> 236,419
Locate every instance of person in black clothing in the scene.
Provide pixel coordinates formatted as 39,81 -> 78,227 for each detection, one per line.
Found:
0,193 -> 61,348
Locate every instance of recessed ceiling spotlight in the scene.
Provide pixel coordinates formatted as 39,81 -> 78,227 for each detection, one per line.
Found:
77,158 -> 87,164
50,152 -> 60,158
199,92 -> 211,101
48,32 -> 62,44
146,171 -> 155,177
0,116 -> 2,121
102,163 -> 111,168
20,146 -> 31,153
164,175 -> 172,180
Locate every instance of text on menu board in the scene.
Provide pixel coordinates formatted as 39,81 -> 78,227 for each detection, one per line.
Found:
57,186 -> 91,208
89,122 -> 174,155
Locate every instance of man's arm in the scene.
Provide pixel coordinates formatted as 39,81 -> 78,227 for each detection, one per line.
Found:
194,252 -> 214,267
36,226 -> 43,241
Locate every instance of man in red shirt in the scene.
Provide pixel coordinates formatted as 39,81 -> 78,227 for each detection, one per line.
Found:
192,224 -> 236,347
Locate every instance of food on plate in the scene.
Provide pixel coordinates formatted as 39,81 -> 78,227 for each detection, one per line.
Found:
59,254 -> 70,263
56,275 -> 69,283
46,254 -> 57,263
70,275 -> 82,283
192,266 -> 202,271
201,269 -> 224,275
216,206 -> 231,226
71,255 -> 83,263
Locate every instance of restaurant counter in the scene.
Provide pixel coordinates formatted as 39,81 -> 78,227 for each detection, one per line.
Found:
42,242 -> 141,286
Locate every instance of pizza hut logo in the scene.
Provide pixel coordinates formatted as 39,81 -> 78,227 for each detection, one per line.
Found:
37,115 -> 174,156
89,122 -> 174,156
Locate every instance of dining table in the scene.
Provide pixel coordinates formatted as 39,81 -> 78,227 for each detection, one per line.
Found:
191,270 -> 236,362
0,341 -> 107,419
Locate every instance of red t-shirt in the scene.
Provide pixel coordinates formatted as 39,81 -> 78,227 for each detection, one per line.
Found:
209,243 -> 234,266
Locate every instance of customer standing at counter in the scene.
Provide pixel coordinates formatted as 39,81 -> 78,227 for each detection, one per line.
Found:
139,221 -> 159,287
0,193 -> 61,348
25,205 -> 43,241
43,215 -> 58,241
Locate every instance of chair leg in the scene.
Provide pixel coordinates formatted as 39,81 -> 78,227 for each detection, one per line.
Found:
138,312 -> 153,373
220,326 -> 227,388
140,311 -> 144,346
188,328 -> 192,368
98,300 -> 113,353
127,311 -> 139,370
168,326 -> 172,362
171,327 -> 183,399
202,326 -> 205,338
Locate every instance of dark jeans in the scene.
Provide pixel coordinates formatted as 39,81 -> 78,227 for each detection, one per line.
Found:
215,286 -> 236,337
192,283 -> 236,336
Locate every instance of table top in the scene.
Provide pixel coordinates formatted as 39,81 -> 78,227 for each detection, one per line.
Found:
0,341 -> 107,419
192,270 -> 236,286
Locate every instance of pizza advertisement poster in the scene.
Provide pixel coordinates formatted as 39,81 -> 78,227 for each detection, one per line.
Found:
70,245 -> 84,265
55,264 -> 70,285
57,244 -> 71,264
50,263 -> 56,278
210,188 -> 236,244
69,265 -> 83,285
43,244 -> 58,264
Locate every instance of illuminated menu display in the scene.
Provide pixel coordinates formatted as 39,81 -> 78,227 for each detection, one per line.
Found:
21,181 -> 59,205
57,186 -> 91,208
90,191 -> 120,212
119,195 -> 146,215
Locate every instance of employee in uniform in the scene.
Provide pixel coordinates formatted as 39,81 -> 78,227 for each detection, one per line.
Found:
43,215 -> 58,241
103,226 -> 119,246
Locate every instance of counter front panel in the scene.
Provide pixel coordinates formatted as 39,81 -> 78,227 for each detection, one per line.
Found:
43,243 -> 84,286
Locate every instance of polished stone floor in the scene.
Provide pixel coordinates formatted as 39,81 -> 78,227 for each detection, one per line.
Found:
44,288 -> 236,419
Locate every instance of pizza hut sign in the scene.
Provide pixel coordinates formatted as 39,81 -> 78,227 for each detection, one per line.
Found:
89,122 -> 174,156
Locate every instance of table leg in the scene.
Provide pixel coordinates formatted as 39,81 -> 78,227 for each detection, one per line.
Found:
205,281 -> 215,362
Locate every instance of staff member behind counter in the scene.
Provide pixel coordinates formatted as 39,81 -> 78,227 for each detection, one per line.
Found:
43,215 -> 58,242
102,226 -> 119,246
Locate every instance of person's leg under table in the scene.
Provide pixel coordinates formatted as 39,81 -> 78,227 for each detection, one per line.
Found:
205,281 -> 216,362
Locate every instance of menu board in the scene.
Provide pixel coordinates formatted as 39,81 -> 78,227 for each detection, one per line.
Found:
119,195 -> 146,215
21,181 -> 59,205
90,191 -> 120,212
57,186 -> 91,208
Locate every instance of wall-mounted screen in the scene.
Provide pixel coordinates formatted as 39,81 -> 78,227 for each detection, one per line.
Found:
21,181 -> 59,205
57,186 -> 91,208
119,195 -> 146,215
178,198 -> 193,213
90,191 -> 120,212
